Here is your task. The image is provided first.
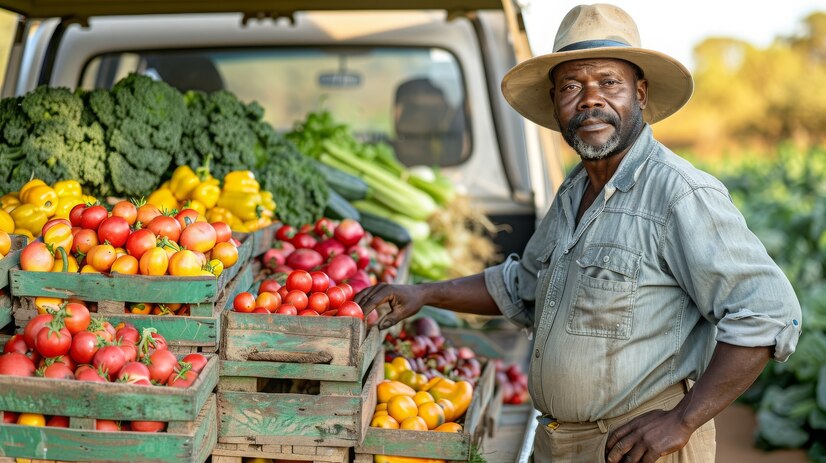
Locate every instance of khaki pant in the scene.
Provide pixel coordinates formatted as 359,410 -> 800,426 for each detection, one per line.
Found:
529,381 -> 717,462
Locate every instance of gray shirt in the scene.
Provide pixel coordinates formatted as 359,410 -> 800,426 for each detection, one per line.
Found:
484,125 -> 802,422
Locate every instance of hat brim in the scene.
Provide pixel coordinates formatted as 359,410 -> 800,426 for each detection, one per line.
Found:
501,47 -> 694,131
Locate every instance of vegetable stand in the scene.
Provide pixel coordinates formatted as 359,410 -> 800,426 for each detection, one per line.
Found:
0,235 -> 25,331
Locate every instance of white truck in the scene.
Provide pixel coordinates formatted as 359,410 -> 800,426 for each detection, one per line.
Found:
0,0 -> 564,259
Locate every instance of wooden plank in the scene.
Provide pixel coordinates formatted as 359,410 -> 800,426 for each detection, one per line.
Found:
0,234 -> 25,289
0,295 -> 11,329
464,361 -> 496,447
359,428 -> 470,460
220,359 -> 357,382
212,441 -> 349,463
224,311 -> 362,338
358,349 -> 383,446
0,355 -> 218,421
222,329 -> 352,365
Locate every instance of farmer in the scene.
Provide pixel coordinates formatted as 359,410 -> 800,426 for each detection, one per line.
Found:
356,3 -> 802,462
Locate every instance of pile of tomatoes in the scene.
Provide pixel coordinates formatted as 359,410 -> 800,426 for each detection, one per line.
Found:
0,302 -> 208,432
19,199 -> 241,278
233,269 -> 370,320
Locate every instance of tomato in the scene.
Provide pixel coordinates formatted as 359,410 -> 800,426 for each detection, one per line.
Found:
111,200 -> 138,226
135,204 -> 162,226
85,243 -> 116,272
80,205 -> 108,231
76,365 -> 108,383
94,345 -> 126,381
211,221 -> 232,243
210,241 -> 238,268
252,307 -> 269,314
254,291 -> 281,312
275,304 -> 298,315
139,247 -> 169,276
348,245 -> 371,270
309,271 -> 331,293
35,325 -> 72,358
51,252 -> 79,273
125,229 -> 156,260
179,221 -> 216,253
43,222 -> 74,252
118,343 -> 138,363
23,313 -> 54,349
2,411 -> 18,423
41,354 -> 75,371
233,292 -> 256,313
326,286 -> 348,310
95,419 -> 121,431
116,361 -> 151,384
129,302 -> 152,315
42,362 -> 75,379
0,352 -> 36,376
69,330 -> 100,364
97,216 -> 131,248
325,254 -> 358,283
258,279 -> 281,295
20,241 -> 55,272
298,309 -> 320,316
167,369 -> 199,388
277,286 -> 289,300
110,254 -> 139,275
286,270 -> 313,293
284,290 -> 309,311
71,228 -> 99,256
175,208 -> 202,229
337,283 -> 355,300
17,413 -> 46,427
334,218 -> 364,246
69,203 -> 88,227
131,420 -> 167,432
147,215 -> 182,242
308,292 -> 330,313
116,325 -> 140,345
64,302 -> 91,334
313,217 -> 337,238
290,232 -> 318,250
181,353 -> 208,373
142,349 -> 176,385
168,250 -> 202,277
275,224 -> 296,241
3,334 -> 28,355
336,301 -> 364,319
370,414 -> 400,429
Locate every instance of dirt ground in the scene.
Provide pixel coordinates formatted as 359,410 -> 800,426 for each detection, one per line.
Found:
715,403 -> 809,462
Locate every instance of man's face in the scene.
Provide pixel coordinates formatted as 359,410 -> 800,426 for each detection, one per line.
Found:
550,58 -> 648,160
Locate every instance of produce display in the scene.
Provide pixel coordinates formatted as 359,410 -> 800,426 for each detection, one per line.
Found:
0,179 -> 95,239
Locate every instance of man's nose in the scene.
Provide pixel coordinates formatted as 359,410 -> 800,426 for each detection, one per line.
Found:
577,84 -> 605,111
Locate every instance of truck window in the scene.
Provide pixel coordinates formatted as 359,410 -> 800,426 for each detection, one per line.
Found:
80,47 -> 472,167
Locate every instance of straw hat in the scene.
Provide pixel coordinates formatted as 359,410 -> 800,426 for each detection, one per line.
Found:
501,3 -> 693,131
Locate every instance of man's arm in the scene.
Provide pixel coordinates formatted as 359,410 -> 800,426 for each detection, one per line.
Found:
604,342 -> 771,463
355,273 -> 501,330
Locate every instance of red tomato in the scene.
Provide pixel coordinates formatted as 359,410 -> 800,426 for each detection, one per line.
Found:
275,304 -> 298,316
348,245 -> 371,270
326,286 -> 347,310
333,218 -> 364,246
336,301 -> 364,319
290,232 -> 318,250
3,334 -> 28,355
233,292 -> 256,313
95,419 -> 121,431
69,203 -> 88,227
111,200 -> 138,226
69,331 -> 100,364
275,224 -> 296,241
255,291 -> 281,312
147,215 -> 182,243
20,241 -> 55,272
86,243 -> 117,272
116,361 -> 151,384
286,270 -> 313,293
258,279 -> 281,295
23,313 -> 54,349
136,204 -> 162,226
76,365 -> 108,382
309,271 -> 331,293
298,309 -> 320,316
39,354 -> 75,371
116,325 -> 140,345
179,222 -> 216,253
97,216 -> 131,248
284,290 -> 309,311
35,326 -> 72,358
337,283 -> 355,300
63,302 -> 91,335
308,292 -> 330,313
3,411 -> 19,423
0,352 -> 36,376
80,205 -> 108,231
42,362 -> 74,379
175,208 -> 202,229
46,415 -> 70,428
321,310 -> 338,317
277,286 -> 289,300
71,228 -> 99,256
130,420 -> 167,432
118,343 -> 138,363
167,369 -> 199,388
125,229 -> 157,260
211,221 -> 232,243
93,345 -> 126,381
181,353 -> 208,373
252,307 -> 269,314
146,348 -> 178,385
313,217 -> 337,238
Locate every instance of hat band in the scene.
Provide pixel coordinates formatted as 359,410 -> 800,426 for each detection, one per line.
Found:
556,39 -> 631,52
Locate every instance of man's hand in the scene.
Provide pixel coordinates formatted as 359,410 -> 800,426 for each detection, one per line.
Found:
604,409 -> 693,463
356,283 -> 426,330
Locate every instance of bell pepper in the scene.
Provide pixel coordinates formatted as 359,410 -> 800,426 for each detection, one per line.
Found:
243,216 -> 271,232
191,182 -> 220,209
18,179 -> 46,202
427,378 -> 473,420
53,195 -> 84,220
183,199 -> 207,216
377,380 -> 417,404
146,188 -> 179,213
260,190 -> 276,213
384,357 -> 413,381
22,185 -> 58,217
206,207 -> 236,226
10,204 -> 48,236
1,193 -> 20,213
52,180 -> 82,198
169,165 -> 201,201
222,170 -> 260,193
217,191 -> 263,221
0,210 -> 14,234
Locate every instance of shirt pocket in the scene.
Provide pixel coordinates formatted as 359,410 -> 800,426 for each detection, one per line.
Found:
567,244 -> 641,339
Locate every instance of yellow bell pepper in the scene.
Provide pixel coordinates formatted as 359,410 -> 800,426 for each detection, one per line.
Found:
169,165 -> 201,201
243,216 -> 271,232
13,228 -> 34,240
0,193 -> 20,213
53,195 -> 84,220
384,357 -> 413,381
0,210 -> 14,234
52,180 -> 82,198
183,199 -> 207,216
10,204 -> 48,236
217,191 -> 263,221
222,170 -> 260,193
22,185 -> 58,217
191,182 -> 220,209
427,378 -> 473,421
18,179 -> 46,202
146,188 -> 179,213
260,190 -> 276,213
206,206 -> 236,225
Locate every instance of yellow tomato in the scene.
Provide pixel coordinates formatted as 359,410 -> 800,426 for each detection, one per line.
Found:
168,250 -> 202,277
399,416 -> 428,431
370,414 -> 399,429
413,391 -> 435,406
377,380 -> 417,404
417,401 -> 446,430
0,230 -> 10,255
16,413 -> 46,427
51,253 -> 79,273
110,255 -> 139,275
139,247 -> 169,276
34,296 -> 64,314
210,241 -> 238,268
434,422 -> 463,433
387,395 -> 418,423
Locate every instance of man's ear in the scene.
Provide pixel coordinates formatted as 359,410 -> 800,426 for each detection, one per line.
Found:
637,78 -> 648,110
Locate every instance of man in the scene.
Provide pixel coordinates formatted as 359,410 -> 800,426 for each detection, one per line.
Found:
356,4 -> 802,462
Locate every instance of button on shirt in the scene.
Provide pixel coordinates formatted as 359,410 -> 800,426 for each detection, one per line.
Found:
484,125 -> 802,422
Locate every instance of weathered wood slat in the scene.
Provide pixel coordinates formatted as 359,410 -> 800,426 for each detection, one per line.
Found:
0,234 -> 25,289
220,360 -> 355,382
223,311 -> 362,337
211,441 -> 349,463
0,355 -> 218,421
0,294 -> 11,329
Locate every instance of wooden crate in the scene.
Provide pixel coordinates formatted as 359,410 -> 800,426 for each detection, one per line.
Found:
0,234 -> 25,331
0,293 -> 11,332
0,354 -> 218,421
211,442 -> 349,463
217,343 -> 383,447
234,221 -> 278,259
0,395 -> 217,463
11,255 -> 254,353
355,361 -> 497,462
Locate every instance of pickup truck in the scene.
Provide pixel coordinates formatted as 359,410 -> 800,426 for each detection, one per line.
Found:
0,0 -> 564,257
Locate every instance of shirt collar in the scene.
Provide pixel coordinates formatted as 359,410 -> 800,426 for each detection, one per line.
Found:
608,124 -> 657,194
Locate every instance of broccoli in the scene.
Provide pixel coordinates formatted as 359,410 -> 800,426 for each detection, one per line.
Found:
89,73 -> 187,197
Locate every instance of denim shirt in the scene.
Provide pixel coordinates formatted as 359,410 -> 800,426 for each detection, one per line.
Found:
484,125 -> 802,421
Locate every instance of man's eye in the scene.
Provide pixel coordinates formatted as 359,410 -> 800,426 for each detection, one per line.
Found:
604,80 -> 619,86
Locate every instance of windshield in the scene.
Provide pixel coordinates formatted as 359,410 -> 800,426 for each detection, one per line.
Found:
81,46 -> 472,167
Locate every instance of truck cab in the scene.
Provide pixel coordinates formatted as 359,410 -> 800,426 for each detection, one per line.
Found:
0,1 -> 564,257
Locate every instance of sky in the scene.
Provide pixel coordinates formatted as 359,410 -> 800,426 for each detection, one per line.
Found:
521,0 -> 825,71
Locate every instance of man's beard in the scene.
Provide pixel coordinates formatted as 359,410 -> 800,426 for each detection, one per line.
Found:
561,109 -> 641,161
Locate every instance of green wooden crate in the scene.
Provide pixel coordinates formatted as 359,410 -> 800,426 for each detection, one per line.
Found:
355,361 -> 497,462
0,354 -> 218,421
0,394 -> 217,463
0,294 -> 11,331
233,221 -> 278,259
0,234 -> 26,290
217,344 -> 383,447
12,259 -> 254,353
211,441 -> 349,463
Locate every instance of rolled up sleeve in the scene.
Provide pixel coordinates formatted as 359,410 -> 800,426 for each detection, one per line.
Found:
664,186 -> 803,362
484,255 -> 534,328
